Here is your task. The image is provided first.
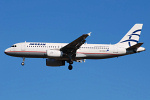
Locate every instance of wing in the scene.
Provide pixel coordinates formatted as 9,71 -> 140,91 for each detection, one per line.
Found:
60,32 -> 91,59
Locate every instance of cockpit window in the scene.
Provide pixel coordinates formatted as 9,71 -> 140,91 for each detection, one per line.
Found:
11,45 -> 17,47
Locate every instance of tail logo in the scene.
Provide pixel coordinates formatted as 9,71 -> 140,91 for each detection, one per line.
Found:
120,29 -> 141,47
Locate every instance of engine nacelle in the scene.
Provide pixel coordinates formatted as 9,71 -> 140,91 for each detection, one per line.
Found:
46,59 -> 65,66
47,50 -> 63,57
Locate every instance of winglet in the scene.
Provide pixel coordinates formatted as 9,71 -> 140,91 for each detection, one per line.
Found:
87,32 -> 92,36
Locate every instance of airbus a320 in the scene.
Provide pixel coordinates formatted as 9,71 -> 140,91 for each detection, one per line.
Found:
4,24 -> 145,70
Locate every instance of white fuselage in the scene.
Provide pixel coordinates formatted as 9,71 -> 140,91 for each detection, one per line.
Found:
5,42 -> 131,61
4,24 -> 146,70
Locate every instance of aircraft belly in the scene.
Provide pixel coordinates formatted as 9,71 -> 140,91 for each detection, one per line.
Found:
6,51 -> 46,58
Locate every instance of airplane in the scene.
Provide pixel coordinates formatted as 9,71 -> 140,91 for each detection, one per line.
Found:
4,24 -> 145,70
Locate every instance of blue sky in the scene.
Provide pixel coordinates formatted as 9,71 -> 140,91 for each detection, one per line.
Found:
0,0 -> 150,100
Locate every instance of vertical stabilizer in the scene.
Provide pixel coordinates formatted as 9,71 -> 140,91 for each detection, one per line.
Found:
116,24 -> 143,48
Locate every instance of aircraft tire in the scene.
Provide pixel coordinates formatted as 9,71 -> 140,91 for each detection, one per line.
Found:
21,62 -> 24,66
68,65 -> 73,70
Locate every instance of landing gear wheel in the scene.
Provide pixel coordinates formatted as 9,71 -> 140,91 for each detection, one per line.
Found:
21,57 -> 25,66
21,62 -> 24,66
68,65 -> 73,70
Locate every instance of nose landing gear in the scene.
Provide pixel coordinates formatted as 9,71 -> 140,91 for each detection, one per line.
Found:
21,62 -> 25,66
21,57 -> 25,66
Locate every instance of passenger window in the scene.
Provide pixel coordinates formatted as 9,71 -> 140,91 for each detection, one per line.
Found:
11,45 -> 17,47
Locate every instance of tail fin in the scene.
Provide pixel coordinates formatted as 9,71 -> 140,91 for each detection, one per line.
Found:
116,24 -> 143,48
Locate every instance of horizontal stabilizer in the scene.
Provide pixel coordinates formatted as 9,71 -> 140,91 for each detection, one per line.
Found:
127,43 -> 143,50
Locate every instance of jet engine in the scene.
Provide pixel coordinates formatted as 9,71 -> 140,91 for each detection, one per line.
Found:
46,59 -> 65,66
46,50 -> 63,57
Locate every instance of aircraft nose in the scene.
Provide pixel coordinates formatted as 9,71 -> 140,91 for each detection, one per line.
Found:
4,48 -> 9,55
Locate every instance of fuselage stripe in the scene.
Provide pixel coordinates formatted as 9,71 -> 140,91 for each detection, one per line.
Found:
6,51 -> 46,53
77,52 -> 119,55
6,51 -> 119,55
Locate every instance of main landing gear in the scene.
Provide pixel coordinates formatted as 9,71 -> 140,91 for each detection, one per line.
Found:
68,60 -> 73,70
21,57 -> 25,66
68,64 -> 73,70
